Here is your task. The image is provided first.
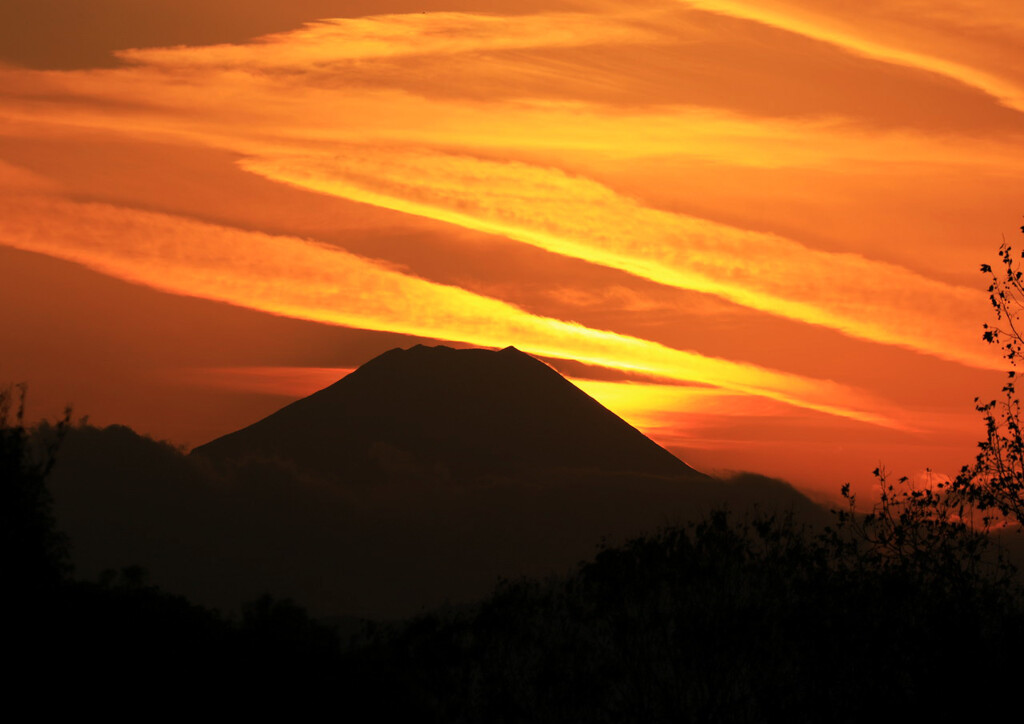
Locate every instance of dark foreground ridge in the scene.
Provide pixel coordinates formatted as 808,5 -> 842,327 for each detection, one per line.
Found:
192,344 -> 701,483
13,354 -> 1024,719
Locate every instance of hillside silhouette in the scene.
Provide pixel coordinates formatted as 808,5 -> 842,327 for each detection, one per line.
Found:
48,345 -> 823,618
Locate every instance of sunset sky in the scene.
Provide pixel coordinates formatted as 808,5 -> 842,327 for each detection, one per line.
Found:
2,0 -> 1021,498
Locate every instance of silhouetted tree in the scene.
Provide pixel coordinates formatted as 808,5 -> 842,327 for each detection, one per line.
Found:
959,229 -> 1024,525
818,231 -> 1024,595
825,468 -> 1012,594
1,384 -> 71,588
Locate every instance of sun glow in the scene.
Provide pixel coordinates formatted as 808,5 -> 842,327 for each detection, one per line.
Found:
1,0 -> 1017,492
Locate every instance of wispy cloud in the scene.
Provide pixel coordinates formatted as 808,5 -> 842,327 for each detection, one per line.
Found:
242,149 -> 996,370
0,11 -> 1009,376
0,194 -> 899,426
676,0 -> 1024,113
116,11 -> 663,67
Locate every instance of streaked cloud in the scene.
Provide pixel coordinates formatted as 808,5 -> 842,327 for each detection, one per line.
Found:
677,0 -> 1024,113
0,11 -> 1010,376
0,194 -> 899,427
242,149 -> 997,370
117,11 -> 663,67
5,64 -> 1018,169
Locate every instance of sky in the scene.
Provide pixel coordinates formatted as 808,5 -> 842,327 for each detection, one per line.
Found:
1,0 -> 1021,499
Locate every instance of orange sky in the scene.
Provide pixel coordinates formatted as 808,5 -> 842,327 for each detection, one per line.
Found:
1,0 -> 1021,499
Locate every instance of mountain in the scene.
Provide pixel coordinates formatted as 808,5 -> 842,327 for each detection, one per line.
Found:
192,344 -> 702,484
48,345 -> 825,619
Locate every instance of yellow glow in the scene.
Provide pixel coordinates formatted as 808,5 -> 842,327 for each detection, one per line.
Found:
572,377 -> 786,426
0,2 -> 1015,493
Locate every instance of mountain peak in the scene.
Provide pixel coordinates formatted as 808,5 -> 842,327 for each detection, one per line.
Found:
193,345 -> 701,484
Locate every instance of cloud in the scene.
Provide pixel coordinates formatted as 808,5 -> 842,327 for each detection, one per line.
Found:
0,194 -> 898,427
0,5 -> 1011,378
5,26 -> 1022,170
676,0 -> 1024,113
1,40 -> 1004,369
241,148 -> 998,370
116,11 -> 663,67
0,159 -> 55,191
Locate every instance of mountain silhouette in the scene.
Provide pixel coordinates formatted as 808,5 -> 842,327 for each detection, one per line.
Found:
48,345 -> 823,618
193,344 -> 702,484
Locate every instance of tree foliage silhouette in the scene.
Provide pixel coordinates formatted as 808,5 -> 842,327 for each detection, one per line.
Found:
821,230 -> 1024,591
1,384 -> 71,588
826,468 -> 1010,595
960,229 -> 1024,525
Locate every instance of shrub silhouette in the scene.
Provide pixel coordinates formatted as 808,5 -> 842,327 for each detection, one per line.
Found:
341,507 -> 1023,723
